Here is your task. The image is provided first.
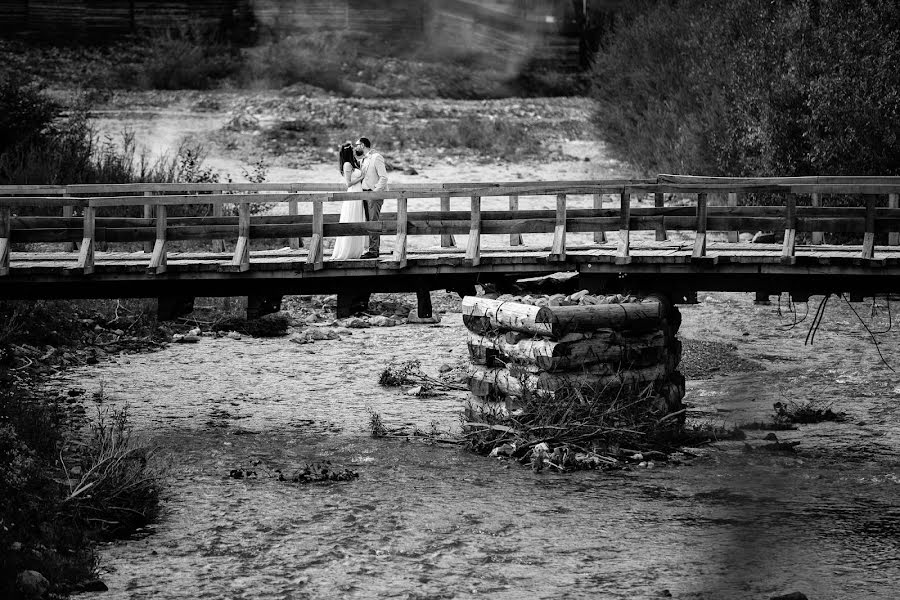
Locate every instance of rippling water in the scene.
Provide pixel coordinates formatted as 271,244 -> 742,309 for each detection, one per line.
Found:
48,294 -> 900,599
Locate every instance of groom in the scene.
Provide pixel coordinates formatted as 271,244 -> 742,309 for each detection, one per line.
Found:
355,137 -> 388,259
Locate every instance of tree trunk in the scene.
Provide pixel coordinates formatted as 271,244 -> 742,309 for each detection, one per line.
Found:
467,329 -> 668,372
462,296 -> 666,339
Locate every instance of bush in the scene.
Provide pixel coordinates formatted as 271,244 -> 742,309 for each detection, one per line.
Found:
590,0 -> 900,177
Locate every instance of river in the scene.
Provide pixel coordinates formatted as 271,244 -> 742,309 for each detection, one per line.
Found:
47,292 -> 900,600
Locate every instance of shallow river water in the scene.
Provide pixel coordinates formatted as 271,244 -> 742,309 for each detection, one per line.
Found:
49,293 -> 900,600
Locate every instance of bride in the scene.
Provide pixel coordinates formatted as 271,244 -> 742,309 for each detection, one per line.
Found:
331,142 -> 367,260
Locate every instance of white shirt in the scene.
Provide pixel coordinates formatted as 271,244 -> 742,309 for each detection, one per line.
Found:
361,151 -> 388,192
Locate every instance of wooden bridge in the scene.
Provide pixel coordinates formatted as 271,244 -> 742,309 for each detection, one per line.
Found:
2,175 -> 900,317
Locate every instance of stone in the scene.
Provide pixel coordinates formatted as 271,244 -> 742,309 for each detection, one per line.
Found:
345,318 -> 369,329
368,316 -> 397,327
405,386 -> 423,396
568,289 -> 589,302
438,364 -> 452,373
113,329 -> 125,336
581,295 -> 599,305
75,579 -> 109,593
304,327 -> 330,341
407,311 -> 441,324
16,570 -> 49,598
771,593 -> 808,600
227,332 -> 242,340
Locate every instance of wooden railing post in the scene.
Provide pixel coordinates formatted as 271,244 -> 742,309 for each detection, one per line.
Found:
0,205 -> 9,276
509,194 -> 523,246
781,194 -> 797,264
143,191 -> 153,253
726,192 -> 739,242
62,198 -> 76,252
466,195 -> 481,266
306,199 -> 324,270
211,199 -> 226,253
76,206 -> 95,274
861,196 -> 876,259
692,193 -> 707,258
550,193 -> 566,261
148,204 -> 167,274
889,193 -> 899,246
654,192 -> 667,241
810,193 -> 824,245
393,196 -> 408,267
288,198 -> 302,250
593,193 -> 606,243
616,191 -> 631,262
231,201 -> 251,272
440,194 -> 456,248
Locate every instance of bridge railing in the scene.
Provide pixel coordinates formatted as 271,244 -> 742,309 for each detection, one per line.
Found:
2,176 -> 900,276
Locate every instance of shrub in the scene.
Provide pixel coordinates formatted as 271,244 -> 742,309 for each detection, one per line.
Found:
590,0 -> 900,177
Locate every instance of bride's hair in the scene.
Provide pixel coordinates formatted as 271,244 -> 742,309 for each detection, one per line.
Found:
338,142 -> 360,173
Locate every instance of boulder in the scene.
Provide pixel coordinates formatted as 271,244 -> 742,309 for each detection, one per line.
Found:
368,316 -> 398,327
16,570 -> 49,598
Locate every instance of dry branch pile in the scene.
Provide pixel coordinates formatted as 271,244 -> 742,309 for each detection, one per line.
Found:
462,292 -> 687,470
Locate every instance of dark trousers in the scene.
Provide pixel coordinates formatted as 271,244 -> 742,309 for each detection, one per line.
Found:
363,190 -> 384,255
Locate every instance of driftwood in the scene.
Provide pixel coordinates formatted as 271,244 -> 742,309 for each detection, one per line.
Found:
467,362 -> 677,398
466,329 -> 669,372
462,296 -> 666,339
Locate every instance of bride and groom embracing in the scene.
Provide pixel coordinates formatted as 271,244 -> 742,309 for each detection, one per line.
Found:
331,137 -> 389,261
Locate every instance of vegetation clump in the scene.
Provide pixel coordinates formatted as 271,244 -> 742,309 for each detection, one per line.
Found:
590,0 -> 900,178
462,380 -> 685,472
773,400 -> 846,425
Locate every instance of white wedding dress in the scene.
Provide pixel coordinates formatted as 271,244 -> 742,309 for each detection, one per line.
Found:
330,167 -> 366,260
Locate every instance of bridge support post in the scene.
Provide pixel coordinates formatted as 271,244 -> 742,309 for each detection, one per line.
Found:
157,296 -> 195,321
336,292 -> 370,318
247,295 -> 283,320
416,290 -> 433,319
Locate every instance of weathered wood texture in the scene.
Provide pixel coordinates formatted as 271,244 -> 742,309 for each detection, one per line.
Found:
462,296 -> 665,339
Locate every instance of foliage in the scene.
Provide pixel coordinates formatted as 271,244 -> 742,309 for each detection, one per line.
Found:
773,400 -> 846,425
378,359 -> 425,387
462,375 -> 683,472
62,406 -> 164,539
590,0 -> 900,177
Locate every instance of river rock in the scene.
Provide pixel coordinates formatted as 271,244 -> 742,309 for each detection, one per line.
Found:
439,364 -> 452,373
16,570 -> 49,598
368,316 -> 398,327
227,332 -> 242,340
771,593 -> 808,600
344,318 -> 370,329
406,311 -> 441,324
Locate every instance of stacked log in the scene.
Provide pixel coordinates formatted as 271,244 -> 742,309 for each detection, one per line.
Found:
464,292 -> 685,418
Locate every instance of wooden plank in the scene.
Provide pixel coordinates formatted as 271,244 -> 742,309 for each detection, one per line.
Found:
726,192 -> 739,242
440,194 -> 456,247
62,200 -> 76,252
593,193 -> 606,243
509,194 -> 523,246
466,195 -> 481,266
288,198 -> 301,250
148,204 -> 167,274
393,196 -> 408,268
889,193 -> 899,246
810,193 -> 824,245
617,192 -> 631,262
211,200 -> 226,253
75,206 -> 95,275
231,202 -> 251,272
142,191 -> 153,253
549,193 -> 566,261
306,200 -> 324,270
692,193 -> 707,258
654,193 -> 667,241
861,196 -> 876,259
781,194 -> 797,264
0,205 -> 9,276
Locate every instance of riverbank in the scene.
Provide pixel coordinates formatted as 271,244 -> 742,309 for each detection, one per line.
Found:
29,290 -> 900,600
